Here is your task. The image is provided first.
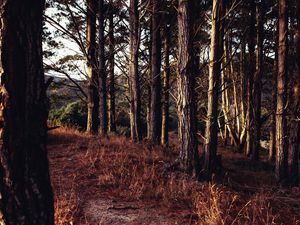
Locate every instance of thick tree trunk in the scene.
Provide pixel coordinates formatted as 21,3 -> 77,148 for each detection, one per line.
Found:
252,0 -> 264,160
288,0 -> 300,186
86,0 -> 99,134
245,0 -> 256,157
275,0 -> 288,184
98,0 -> 108,135
129,0 -> 142,141
0,1 -> 54,224
149,0 -> 162,144
203,0 -> 224,179
108,1 -> 116,133
177,0 -> 200,176
161,21 -> 170,146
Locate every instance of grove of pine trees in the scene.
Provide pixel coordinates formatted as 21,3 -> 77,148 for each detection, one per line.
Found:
0,0 -> 300,223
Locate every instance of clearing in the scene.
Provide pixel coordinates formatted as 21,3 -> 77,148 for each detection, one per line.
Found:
48,128 -> 300,225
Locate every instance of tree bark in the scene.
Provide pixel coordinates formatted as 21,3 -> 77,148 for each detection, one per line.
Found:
161,18 -> 170,146
203,0 -> 224,179
0,1 -> 54,223
149,0 -> 162,144
129,0 -> 142,141
288,0 -> 300,186
98,0 -> 108,135
245,0 -> 256,157
275,0 -> 288,185
86,0 -> 99,134
177,0 -> 200,176
108,0 -> 116,133
252,0 -> 264,160
269,23 -> 278,161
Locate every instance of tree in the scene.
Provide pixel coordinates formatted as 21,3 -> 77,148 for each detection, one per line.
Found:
203,0 -> 224,179
129,0 -> 142,141
177,0 -> 200,176
252,0 -> 265,160
108,0 -> 117,133
98,0 -> 108,135
86,0 -> 100,134
0,1 -> 54,223
149,0 -> 162,144
161,6 -> 171,146
288,0 -> 300,186
245,0 -> 256,157
275,0 -> 288,184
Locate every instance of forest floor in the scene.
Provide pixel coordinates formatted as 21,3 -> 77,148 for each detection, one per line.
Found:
48,127 -> 300,225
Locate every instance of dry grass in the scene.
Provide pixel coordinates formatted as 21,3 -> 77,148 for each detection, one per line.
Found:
48,127 -> 300,225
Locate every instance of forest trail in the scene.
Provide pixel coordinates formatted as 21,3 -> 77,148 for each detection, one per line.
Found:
48,128 -> 300,225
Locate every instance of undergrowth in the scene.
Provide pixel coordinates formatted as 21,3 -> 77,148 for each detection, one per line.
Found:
50,127 -> 300,225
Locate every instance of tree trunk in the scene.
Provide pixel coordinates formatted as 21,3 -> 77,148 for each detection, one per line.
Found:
288,0 -> 300,186
129,0 -> 142,141
177,0 -> 200,176
269,24 -> 278,161
98,0 -> 108,135
245,0 -> 256,157
203,0 -> 224,179
86,0 -> 99,134
275,0 -> 288,185
108,0 -> 116,133
0,1 -> 54,223
149,0 -> 162,144
252,0 -> 264,160
161,18 -> 170,146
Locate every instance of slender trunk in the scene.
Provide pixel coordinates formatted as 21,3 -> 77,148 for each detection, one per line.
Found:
0,1 -> 54,223
86,0 -> 99,134
275,0 -> 288,184
149,0 -> 162,144
161,21 -> 170,145
245,0 -> 256,157
269,23 -> 278,161
252,0 -> 264,160
147,25 -> 152,139
288,0 -> 300,186
108,1 -> 116,133
240,40 -> 247,147
129,0 -> 142,141
98,0 -> 108,135
203,0 -> 224,179
177,0 -> 200,176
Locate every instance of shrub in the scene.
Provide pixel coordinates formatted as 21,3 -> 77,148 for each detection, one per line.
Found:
49,100 -> 87,130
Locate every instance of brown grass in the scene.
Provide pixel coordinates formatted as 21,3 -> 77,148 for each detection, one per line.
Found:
48,127 -> 300,225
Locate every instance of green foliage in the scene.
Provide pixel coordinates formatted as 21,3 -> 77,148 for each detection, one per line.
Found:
49,100 -> 87,130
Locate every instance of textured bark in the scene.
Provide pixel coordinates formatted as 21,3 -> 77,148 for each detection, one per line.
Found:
177,0 -> 200,176
203,0 -> 224,179
288,0 -> 300,186
161,20 -> 170,145
98,0 -> 108,135
149,0 -> 162,144
108,1 -> 116,133
129,0 -> 142,141
269,25 -> 278,161
0,0 -> 54,224
252,0 -> 264,160
86,0 -> 99,134
245,0 -> 256,157
275,0 -> 288,184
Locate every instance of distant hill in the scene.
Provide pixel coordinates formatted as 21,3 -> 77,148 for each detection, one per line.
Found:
46,75 -> 86,109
